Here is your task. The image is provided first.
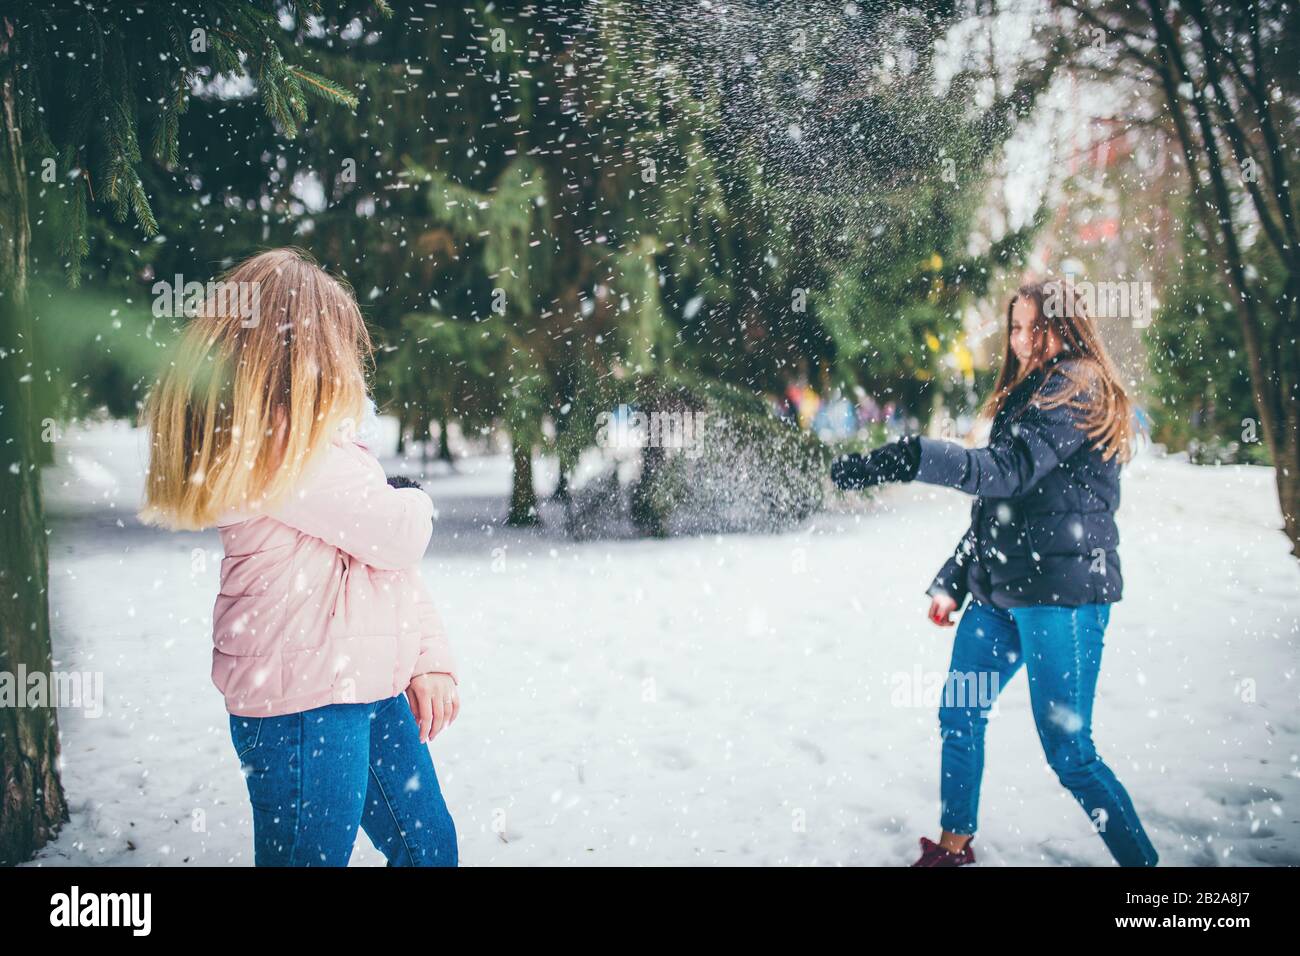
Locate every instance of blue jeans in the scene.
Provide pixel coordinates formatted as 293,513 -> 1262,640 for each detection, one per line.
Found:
229,692 -> 457,866
938,600 -> 1158,867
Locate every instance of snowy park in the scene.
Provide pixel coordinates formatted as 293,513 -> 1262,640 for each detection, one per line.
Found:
26,419 -> 1300,867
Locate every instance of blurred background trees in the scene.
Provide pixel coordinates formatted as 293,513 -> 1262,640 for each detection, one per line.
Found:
1052,0 -> 1299,552
19,1 -> 1074,530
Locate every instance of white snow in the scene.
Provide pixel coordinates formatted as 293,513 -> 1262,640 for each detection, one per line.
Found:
24,419 -> 1300,866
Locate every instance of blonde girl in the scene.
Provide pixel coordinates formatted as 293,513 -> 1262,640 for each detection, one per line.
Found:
141,248 -> 459,866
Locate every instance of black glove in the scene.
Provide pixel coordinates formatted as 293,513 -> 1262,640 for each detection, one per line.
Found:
386,474 -> 423,490
830,436 -> 920,490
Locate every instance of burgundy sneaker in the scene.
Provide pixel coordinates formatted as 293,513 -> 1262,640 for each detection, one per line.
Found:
911,836 -> 976,867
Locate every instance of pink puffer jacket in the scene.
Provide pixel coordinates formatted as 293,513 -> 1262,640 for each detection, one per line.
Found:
211,434 -> 456,717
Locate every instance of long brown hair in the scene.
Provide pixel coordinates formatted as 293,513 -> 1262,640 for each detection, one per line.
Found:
982,279 -> 1137,463
139,248 -> 373,530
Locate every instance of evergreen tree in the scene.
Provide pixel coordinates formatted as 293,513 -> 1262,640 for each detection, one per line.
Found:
0,0 -> 366,865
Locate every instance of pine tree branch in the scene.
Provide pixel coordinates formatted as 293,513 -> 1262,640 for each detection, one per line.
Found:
289,66 -> 360,109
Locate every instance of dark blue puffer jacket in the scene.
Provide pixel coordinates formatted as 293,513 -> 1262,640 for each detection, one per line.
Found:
919,353 -> 1124,609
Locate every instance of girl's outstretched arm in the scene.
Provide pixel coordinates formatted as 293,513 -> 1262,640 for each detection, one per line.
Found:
914,374 -> 1091,499
269,439 -> 434,571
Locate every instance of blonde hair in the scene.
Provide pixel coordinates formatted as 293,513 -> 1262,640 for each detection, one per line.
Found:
983,279 -> 1137,464
139,248 -> 373,530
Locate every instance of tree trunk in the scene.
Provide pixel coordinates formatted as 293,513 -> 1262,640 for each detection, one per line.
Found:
0,38 -> 68,866
437,413 -> 453,465
630,442 -> 668,538
1275,421 -> 1300,557
506,436 -> 539,526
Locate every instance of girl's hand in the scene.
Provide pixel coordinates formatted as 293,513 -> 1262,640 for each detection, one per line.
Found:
830,452 -> 871,489
830,436 -> 921,490
928,593 -> 958,627
406,672 -> 460,743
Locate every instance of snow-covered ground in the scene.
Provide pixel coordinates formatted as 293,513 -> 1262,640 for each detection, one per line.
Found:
24,419 -> 1300,866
